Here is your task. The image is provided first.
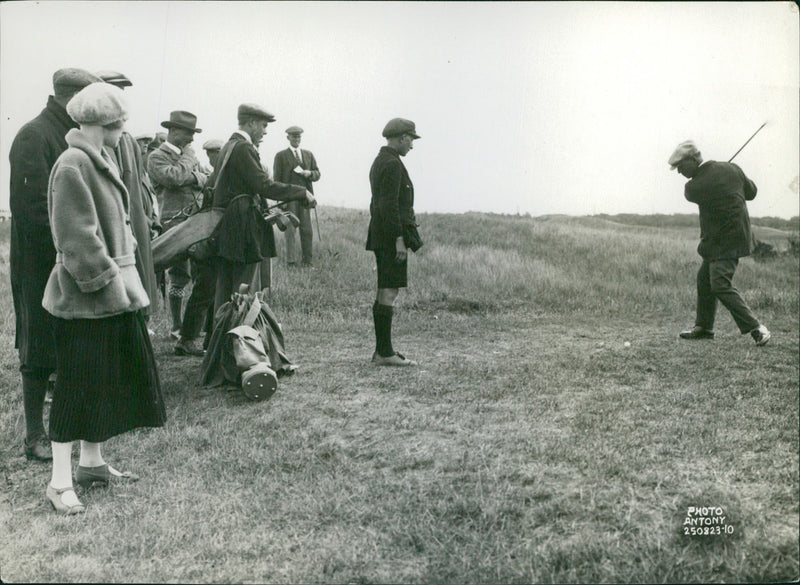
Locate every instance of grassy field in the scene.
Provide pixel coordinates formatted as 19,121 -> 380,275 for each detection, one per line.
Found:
0,207 -> 797,583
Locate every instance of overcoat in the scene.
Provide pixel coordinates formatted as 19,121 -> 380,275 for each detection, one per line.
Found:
8,96 -> 74,370
273,147 -> 321,193
366,146 -> 417,251
108,132 -> 160,313
684,161 -> 757,260
42,128 -> 150,319
212,132 -> 306,262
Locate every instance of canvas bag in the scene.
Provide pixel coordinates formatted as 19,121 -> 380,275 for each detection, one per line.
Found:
227,323 -> 277,401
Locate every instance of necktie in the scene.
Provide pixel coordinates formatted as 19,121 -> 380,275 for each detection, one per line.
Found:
294,149 -> 302,165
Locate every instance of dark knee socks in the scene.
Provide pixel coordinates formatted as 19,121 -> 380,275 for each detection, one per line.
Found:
22,372 -> 48,441
372,301 -> 395,357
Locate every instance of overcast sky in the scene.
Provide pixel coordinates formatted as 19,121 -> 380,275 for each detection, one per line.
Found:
1,1 -> 798,218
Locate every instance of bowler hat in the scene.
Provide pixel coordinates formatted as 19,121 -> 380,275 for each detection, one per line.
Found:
382,118 -> 421,139
286,126 -> 304,135
668,140 -> 701,169
52,68 -> 102,91
96,70 -> 133,88
238,103 -> 276,123
161,111 -> 202,133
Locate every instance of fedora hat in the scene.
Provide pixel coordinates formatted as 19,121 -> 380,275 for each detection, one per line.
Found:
161,110 -> 202,133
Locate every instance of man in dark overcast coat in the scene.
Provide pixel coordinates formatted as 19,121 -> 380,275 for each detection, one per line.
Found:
669,140 -> 770,346
9,68 -> 100,461
212,104 -> 315,312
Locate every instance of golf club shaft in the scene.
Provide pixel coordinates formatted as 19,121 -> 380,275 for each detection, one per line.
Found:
728,122 -> 767,163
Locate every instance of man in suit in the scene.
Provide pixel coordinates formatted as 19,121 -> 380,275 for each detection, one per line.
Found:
273,126 -> 321,267
669,140 -> 770,346
148,111 -> 212,355
9,67 -> 101,461
212,104 -> 315,313
366,118 -> 422,367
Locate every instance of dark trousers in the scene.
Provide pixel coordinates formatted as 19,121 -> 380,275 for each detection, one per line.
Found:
284,201 -> 313,264
695,258 -> 760,333
179,259 -> 216,341
214,257 -> 272,314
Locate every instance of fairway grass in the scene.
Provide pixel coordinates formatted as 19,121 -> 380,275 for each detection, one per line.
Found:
0,209 -> 797,583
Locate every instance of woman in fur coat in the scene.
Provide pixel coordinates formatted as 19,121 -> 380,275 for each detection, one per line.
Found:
42,82 -> 165,515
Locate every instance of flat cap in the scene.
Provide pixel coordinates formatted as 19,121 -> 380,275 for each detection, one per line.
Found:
382,118 -> 420,139
202,139 -> 223,151
135,133 -> 153,142
52,68 -> 102,90
668,140 -> 702,169
67,82 -> 128,126
95,70 -> 132,88
285,126 -> 304,135
238,103 -> 276,123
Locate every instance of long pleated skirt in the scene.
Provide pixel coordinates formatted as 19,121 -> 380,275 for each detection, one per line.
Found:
49,310 -> 166,443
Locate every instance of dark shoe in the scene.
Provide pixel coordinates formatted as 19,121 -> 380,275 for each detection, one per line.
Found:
75,463 -> 139,490
174,338 -> 205,357
371,352 -> 418,366
46,484 -> 85,515
24,435 -> 52,461
750,324 -> 771,346
679,326 -> 715,340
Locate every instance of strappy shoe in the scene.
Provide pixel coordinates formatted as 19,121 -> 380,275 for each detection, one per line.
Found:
46,485 -> 85,515
75,464 -> 139,489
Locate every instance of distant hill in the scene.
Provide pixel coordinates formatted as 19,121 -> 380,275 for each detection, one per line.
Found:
590,213 -> 799,231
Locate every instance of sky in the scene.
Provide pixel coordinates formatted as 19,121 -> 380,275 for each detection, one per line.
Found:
1,1 -> 798,218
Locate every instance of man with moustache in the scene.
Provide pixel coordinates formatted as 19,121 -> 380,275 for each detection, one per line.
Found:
273,126 -> 321,267
148,111 -> 212,356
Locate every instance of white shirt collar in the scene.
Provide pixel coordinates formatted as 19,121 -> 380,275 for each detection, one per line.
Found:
164,141 -> 182,155
234,130 -> 252,144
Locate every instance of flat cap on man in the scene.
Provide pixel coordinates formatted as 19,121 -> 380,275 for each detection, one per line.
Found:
95,70 -> 133,88
202,139 -> 223,151
238,103 -> 276,123
285,126 -> 304,135
668,140 -> 701,169
382,118 -> 421,139
66,82 -> 128,126
135,133 -> 153,142
161,110 -> 202,133
52,68 -> 102,91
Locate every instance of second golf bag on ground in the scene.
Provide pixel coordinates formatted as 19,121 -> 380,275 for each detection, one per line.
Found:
200,285 -> 296,400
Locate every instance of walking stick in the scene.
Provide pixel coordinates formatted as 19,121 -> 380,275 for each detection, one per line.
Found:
729,122 -> 767,163
313,206 -> 321,241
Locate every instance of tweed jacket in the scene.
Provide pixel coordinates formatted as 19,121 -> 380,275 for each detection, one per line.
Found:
43,128 -> 149,319
273,147 -> 321,193
684,161 -> 757,260
8,95 -> 75,368
366,146 -> 416,250
147,142 -> 208,230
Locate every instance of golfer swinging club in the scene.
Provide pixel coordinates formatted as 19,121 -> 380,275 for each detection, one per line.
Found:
669,139 -> 770,346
